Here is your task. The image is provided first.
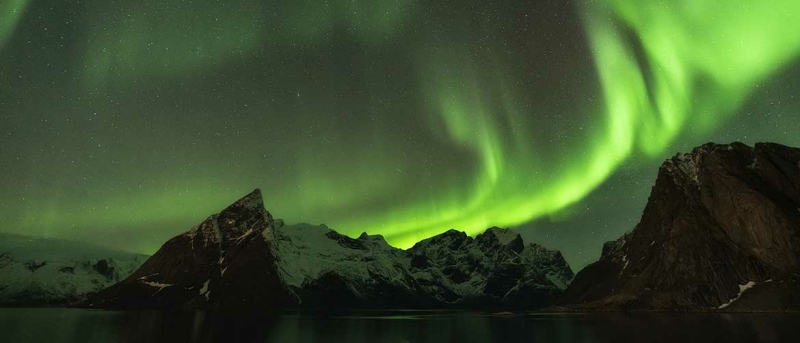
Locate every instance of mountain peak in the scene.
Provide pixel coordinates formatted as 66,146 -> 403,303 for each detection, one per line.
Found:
563,141 -> 800,311
481,227 -> 520,245
215,188 -> 272,239
226,188 -> 264,213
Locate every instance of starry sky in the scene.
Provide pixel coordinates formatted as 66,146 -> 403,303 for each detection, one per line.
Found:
2,0 -> 800,271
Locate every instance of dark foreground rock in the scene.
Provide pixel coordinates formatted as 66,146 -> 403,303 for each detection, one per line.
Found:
561,142 -> 800,312
87,189 -> 295,309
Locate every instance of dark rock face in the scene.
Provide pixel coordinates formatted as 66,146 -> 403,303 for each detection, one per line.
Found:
88,189 -> 296,309
89,191 -> 574,310
562,142 -> 800,311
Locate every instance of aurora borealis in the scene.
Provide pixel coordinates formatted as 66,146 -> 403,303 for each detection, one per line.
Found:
2,0 -> 800,270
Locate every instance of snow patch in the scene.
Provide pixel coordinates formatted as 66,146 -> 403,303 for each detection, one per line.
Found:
142,281 -> 173,295
142,281 -> 172,289
199,279 -> 211,300
747,158 -> 759,170
619,255 -> 629,275
671,152 -> 701,186
138,273 -> 159,281
718,281 -> 756,309
233,228 -> 254,245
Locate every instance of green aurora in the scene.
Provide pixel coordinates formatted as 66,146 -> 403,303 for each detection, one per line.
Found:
2,0 -> 800,269
351,0 -> 800,246
0,0 -> 30,50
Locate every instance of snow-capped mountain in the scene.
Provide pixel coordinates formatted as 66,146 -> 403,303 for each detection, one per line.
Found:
407,227 -> 573,308
561,142 -> 800,311
0,233 -> 147,306
88,189 -> 574,310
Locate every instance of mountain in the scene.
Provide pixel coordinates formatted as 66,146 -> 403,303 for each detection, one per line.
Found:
561,142 -> 800,311
87,189 -> 295,309
0,233 -> 147,306
407,228 -> 573,308
88,189 -> 573,310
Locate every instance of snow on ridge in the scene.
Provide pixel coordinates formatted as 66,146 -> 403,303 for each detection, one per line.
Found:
619,255 -> 629,275
673,153 -> 701,185
747,157 -> 759,170
266,220 -> 575,300
233,228 -> 254,244
137,273 -> 159,281
270,223 -> 404,289
141,281 -> 172,288
718,281 -> 756,309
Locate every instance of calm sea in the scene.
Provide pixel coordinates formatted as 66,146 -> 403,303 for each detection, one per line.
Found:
0,308 -> 797,342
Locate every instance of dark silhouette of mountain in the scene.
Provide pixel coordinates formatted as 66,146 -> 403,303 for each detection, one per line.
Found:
560,142 -> 800,311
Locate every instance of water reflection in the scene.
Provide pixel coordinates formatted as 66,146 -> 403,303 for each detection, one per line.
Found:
0,308 -> 797,343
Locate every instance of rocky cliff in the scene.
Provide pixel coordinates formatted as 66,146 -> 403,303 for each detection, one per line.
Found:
88,189 -> 295,309
561,142 -> 800,311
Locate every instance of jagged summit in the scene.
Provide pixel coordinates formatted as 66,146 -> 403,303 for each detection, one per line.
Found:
230,188 -> 266,218
88,188 -> 292,309
197,188 -> 272,252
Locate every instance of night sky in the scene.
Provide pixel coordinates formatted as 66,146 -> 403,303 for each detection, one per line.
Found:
2,0 -> 800,271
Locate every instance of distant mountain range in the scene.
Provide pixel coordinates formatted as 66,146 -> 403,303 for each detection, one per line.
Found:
3,142 -> 799,311
86,189 -> 574,310
0,233 -> 147,306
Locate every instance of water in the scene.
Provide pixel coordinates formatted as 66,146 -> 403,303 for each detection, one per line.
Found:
0,308 -> 798,342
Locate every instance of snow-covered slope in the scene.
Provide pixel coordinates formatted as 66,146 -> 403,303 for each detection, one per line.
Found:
407,227 -> 573,308
267,221 -> 426,307
262,220 -> 575,309
0,234 -> 147,306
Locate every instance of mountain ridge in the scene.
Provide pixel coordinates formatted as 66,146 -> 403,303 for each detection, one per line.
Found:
87,189 -> 574,310
0,234 -> 147,306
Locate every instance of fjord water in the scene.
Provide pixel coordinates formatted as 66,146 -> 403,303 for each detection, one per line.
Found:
1,308 -> 798,343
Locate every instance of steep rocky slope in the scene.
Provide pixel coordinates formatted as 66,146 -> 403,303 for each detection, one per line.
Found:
88,189 -> 295,309
561,142 -> 800,311
88,189 -> 573,310
0,234 -> 146,306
